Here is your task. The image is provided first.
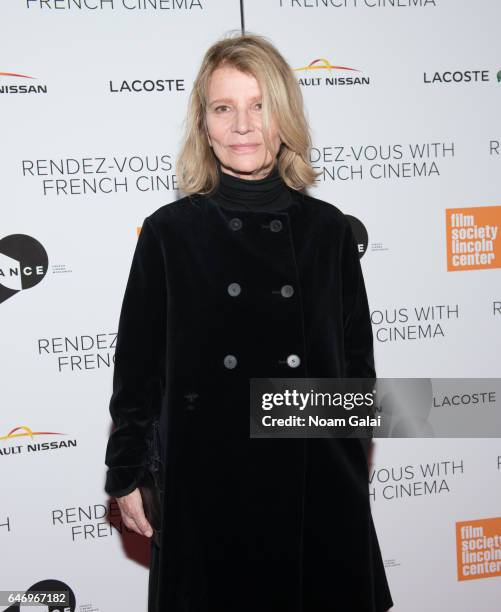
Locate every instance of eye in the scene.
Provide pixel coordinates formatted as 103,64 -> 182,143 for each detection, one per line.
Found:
254,102 -> 262,110
214,105 -> 230,113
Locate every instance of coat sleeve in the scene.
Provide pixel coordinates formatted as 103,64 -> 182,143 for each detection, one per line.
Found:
340,218 -> 377,454
104,215 -> 167,498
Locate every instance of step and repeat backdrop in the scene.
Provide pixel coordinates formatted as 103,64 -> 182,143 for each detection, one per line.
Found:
1,1 -> 500,610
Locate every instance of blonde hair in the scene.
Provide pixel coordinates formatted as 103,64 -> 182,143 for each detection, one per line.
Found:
176,31 -> 320,195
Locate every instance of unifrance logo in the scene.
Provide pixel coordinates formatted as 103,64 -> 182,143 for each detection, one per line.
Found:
446,206 -> 501,271
345,215 -> 368,259
3,578 -> 76,611
0,234 -> 48,303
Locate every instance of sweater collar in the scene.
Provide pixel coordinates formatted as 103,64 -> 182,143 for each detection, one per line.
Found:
210,159 -> 294,212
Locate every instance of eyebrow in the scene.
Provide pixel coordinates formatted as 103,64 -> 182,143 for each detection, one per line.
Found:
209,95 -> 262,106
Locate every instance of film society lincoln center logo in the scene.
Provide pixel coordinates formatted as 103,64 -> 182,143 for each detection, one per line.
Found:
446,205 -> 501,271
456,517 -> 501,581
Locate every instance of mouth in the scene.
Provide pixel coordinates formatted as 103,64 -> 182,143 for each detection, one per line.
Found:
229,144 -> 260,153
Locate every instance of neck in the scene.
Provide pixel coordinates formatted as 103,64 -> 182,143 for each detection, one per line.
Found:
212,159 -> 292,212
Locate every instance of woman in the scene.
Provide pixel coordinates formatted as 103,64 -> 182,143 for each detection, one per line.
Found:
104,32 -> 394,612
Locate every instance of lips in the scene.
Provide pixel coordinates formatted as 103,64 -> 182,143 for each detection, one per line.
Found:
229,144 -> 260,152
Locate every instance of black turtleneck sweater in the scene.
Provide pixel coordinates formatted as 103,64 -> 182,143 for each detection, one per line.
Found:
211,159 -> 292,212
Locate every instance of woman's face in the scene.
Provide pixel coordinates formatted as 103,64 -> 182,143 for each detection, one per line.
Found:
205,65 -> 281,180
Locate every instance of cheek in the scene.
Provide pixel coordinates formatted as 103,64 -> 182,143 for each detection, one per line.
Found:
207,119 -> 230,144
269,126 -> 280,142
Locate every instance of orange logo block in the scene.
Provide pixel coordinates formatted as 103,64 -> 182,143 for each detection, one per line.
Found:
456,517 -> 501,581
446,206 -> 501,271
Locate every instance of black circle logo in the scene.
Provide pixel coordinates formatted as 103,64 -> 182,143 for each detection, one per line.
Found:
5,578 -> 76,611
345,215 -> 368,259
0,234 -> 48,304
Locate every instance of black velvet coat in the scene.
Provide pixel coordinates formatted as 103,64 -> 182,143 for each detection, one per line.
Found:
104,173 -> 394,612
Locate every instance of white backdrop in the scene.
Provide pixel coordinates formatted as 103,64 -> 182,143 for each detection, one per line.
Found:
1,1 -> 500,611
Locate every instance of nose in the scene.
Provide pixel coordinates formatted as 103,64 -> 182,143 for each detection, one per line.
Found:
232,107 -> 253,134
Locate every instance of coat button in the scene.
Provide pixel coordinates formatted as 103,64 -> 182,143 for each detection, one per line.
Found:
229,217 -> 243,231
280,284 -> 294,298
227,282 -> 241,297
270,219 -> 283,232
184,391 -> 199,410
223,354 -> 238,369
286,354 -> 301,368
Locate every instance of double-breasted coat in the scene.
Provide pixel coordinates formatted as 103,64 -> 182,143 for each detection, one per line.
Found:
104,181 -> 394,612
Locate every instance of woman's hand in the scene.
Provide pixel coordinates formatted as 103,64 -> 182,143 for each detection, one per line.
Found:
116,488 -> 153,538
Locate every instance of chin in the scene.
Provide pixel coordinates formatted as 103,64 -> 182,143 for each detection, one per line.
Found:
223,156 -> 272,176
